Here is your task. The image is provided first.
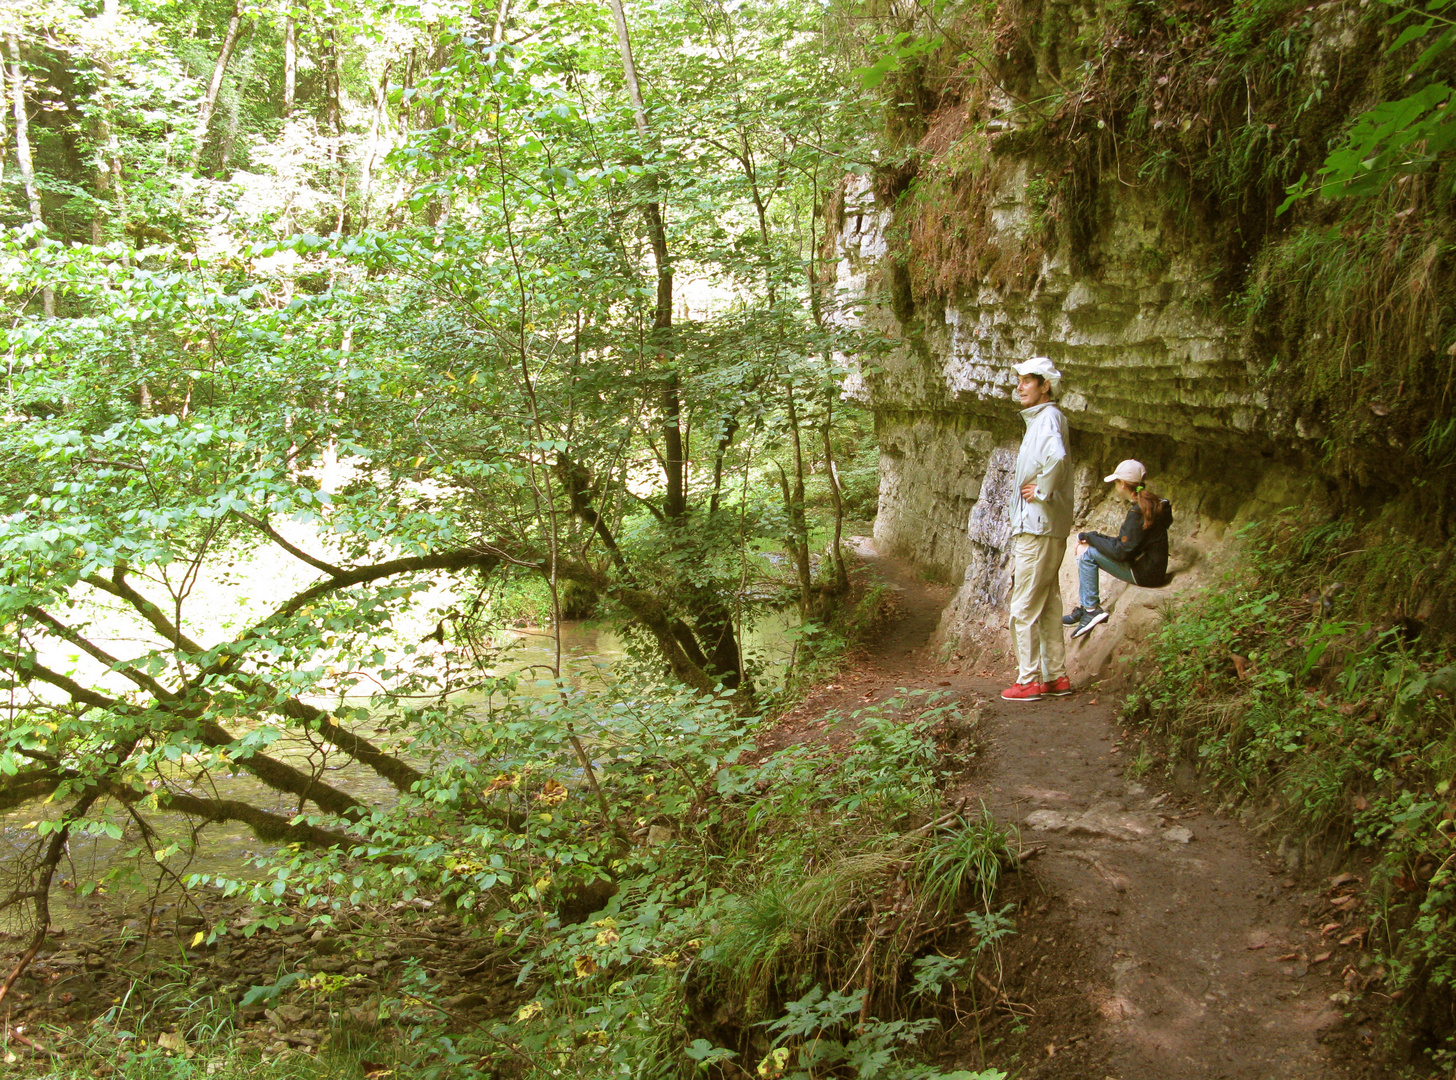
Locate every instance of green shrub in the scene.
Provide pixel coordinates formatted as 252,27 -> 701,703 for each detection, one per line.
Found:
1124,512 -> 1456,1033
71,685 -> 1016,1080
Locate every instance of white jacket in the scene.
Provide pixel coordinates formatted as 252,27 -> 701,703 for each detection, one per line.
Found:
1009,402 -> 1072,537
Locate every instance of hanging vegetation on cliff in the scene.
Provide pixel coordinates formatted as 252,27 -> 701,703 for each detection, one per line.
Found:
840,0 -> 1456,513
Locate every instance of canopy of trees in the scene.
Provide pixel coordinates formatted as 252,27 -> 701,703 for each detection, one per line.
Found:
0,0 -> 896,988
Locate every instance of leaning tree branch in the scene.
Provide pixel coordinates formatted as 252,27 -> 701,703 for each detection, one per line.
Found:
0,767 -> 63,813
0,791 -> 99,1009
555,453 -> 637,578
264,547 -> 503,623
230,509 -> 349,578
107,783 -> 355,848
80,563 -> 443,796
22,605 -> 179,702
275,698 -> 424,795
13,658 -> 366,819
549,557 -> 720,698
549,465 -> 717,679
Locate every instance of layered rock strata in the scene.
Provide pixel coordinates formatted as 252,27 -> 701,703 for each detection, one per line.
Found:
832,176 -> 1316,682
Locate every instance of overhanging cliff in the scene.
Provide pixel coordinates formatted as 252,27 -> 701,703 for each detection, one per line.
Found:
829,0 -> 1456,675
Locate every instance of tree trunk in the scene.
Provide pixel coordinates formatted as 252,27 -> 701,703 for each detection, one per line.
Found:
606,0 -> 682,519
6,34 -> 52,317
91,114 -> 109,246
111,147 -> 128,265
822,401 -> 849,594
325,28 -> 342,137
324,28 -> 347,231
283,17 -> 296,116
0,53 -> 8,212
491,0 -> 512,44
187,0 -> 247,173
783,384 -> 814,613
605,0 -> 751,691
358,67 -> 390,230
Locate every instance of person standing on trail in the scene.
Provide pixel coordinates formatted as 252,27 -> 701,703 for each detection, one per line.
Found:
1002,357 -> 1074,703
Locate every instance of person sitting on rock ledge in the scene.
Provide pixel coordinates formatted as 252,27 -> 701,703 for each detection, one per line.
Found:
1002,356 -> 1074,703
1065,459 -> 1173,639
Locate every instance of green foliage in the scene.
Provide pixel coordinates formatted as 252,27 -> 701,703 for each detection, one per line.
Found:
249,687 -> 1004,1076
13,682 -> 1013,1079
0,3 -> 924,1075
758,984 -> 1005,1080
1124,511 -> 1456,1011
1282,0 -> 1456,207
0,0 -> 891,955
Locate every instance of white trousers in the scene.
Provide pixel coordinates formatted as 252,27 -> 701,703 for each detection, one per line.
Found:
1009,532 -> 1067,685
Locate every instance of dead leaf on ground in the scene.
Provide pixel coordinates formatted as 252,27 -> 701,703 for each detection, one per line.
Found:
1329,872 -> 1360,888
1339,927 -> 1369,947
1246,942 -> 1267,951
1232,654 -> 1250,679
1312,950 -> 1333,963
1321,922 -> 1343,937
1276,952 -> 1300,962
156,1032 -> 192,1058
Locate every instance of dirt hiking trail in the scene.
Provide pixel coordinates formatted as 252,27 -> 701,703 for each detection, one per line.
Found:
774,541 -> 1384,1080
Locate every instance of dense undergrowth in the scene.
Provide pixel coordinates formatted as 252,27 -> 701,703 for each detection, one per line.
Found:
11,669 -> 1011,1080
1123,511 -> 1456,1061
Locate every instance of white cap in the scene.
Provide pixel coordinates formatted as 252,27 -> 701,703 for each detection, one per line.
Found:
1104,459 -> 1146,485
1013,356 -> 1061,382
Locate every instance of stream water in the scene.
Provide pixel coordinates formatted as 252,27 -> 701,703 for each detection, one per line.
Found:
1,616 -> 796,934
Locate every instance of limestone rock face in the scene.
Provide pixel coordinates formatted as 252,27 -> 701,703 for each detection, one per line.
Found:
835,175 -> 1266,446
831,174 -> 1314,682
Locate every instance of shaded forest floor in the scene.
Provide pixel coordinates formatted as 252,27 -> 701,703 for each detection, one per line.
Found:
768,540 -> 1401,1079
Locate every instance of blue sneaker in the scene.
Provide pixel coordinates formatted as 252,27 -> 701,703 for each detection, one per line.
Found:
1071,607 -> 1108,639
1062,606 -> 1085,626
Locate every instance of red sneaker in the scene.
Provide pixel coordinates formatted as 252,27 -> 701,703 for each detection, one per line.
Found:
1043,676 -> 1073,697
1000,681 -> 1044,702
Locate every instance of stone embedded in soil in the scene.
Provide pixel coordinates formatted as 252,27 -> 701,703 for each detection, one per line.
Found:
1024,802 -> 1164,841
445,991 -> 489,1010
265,1004 -> 309,1026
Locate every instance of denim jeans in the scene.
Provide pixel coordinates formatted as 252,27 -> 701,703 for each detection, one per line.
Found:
1079,545 -> 1137,610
